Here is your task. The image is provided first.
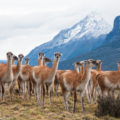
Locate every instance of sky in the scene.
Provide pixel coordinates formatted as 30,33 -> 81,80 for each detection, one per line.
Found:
0,0 -> 120,59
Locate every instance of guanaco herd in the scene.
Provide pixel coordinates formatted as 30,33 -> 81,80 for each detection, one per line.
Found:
0,51 -> 120,112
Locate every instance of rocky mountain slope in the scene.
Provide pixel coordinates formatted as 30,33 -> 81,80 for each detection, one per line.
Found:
26,12 -> 111,65
59,16 -> 120,70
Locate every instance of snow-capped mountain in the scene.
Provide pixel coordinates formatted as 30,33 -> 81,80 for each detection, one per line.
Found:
26,12 -> 112,65
59,16 -> 120,70
38,12 -> 111,49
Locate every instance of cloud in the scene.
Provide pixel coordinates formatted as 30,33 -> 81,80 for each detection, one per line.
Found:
0,0 -> 120,59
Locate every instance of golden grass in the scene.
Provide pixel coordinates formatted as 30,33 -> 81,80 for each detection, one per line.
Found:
0,88 -> 119,120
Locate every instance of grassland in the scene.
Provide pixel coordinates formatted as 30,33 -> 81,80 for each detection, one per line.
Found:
0,89 -> 119,120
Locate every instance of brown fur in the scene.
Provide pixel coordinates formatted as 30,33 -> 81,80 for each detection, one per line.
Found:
32,52 -> 61,105
59,60 -> 98,112
97,70 -> 120,97
89,60 -> 102,101
1,54 -> 23,101
0,52 -> 14,100
54,62 -> 84,96
17,64 -> 33,99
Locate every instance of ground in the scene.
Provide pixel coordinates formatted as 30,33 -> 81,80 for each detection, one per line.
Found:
0,89 -> 119,120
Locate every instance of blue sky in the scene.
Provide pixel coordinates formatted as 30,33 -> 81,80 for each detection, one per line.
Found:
0,0 -> 120,59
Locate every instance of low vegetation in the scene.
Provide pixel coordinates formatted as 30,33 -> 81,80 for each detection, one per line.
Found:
0,89 -> 120,120
95,96 -> 120,118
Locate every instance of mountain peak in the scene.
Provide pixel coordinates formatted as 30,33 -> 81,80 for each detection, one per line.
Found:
50,12 -> 112,48
104,16 -> 120,43
30,12 -> 112,51
113,16 -> 120,32
85,11 -> 103,21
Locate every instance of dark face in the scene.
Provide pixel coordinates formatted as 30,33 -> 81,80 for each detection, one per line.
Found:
96,60 -> 102,64
6,52 -> 13,60
74,61 -> 82,66
87,60 -> 98,67
13,55 -> 18,61
18,54 -> 24,61
25,58 -> 30,62
55,52 -> 61,59
92,60 -> 98,67
44,57 -> 51,63
39,52 -> 44,58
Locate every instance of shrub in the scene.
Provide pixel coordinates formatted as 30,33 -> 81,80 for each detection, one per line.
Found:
95,96 -> 120,118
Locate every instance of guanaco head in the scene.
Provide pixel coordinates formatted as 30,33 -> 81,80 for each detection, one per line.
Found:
6,52 -> 13,61
96,59 -> 102,71
73,61 -> 83,67
13,55 -> 18,61
18,54 -> 24,61
44,57 -> 51,63
86,59 -> 98,68
25,58 -> 30,65
96,60 -> 102,64
12,55 -> 18,64
80,60 -> 85,64
73,61 -> 84,73
54,52 -> 62,60
38,52 -> 44,59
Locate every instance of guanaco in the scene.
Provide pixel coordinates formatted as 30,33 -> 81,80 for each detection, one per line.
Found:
32,52 -> 61,106
59,60 -> 98,112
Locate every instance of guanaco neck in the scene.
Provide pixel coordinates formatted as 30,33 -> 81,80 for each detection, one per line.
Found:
38,57 -> 44,66
74,64 -> 79,73
25,61 -> 29,65
12,59 -> 15,65
50,57 -> 59,76
97,63 -> 101,71
16,59 -> 22,73
81,63 -> 84,74
43,61 -> 46,66
7,58 -> 12,76
82,63 -> 92,82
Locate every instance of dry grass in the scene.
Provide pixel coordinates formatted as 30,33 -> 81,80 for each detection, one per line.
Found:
0,88 -> 119,120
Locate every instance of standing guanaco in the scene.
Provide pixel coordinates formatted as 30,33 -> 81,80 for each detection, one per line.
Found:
32,52 -> 61,106
59,60 -> 98,112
